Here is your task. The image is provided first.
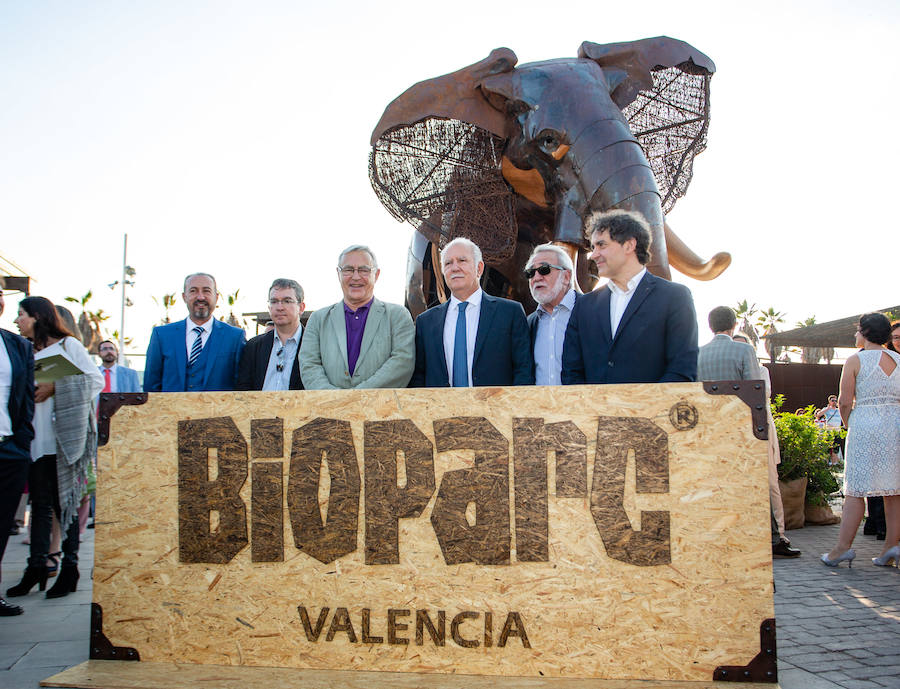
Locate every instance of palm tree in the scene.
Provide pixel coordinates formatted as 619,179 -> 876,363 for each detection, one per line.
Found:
152,293 -> 177,324
64,290 -> 108,353
224,289 -> 243,328
733,299 -> 760,346
757,307 -> 786,362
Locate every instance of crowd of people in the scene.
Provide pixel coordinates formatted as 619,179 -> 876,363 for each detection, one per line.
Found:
0,208 -> 897,618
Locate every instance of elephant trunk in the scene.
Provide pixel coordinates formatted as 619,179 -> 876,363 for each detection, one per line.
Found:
550,118 -> 671,279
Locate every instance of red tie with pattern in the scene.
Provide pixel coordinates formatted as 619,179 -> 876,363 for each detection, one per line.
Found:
103,368 -> 112,393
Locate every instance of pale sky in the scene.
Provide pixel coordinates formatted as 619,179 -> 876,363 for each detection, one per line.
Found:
1,0 -> 897,361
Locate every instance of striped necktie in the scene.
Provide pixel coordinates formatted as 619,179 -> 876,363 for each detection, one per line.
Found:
188,326 -> 204,367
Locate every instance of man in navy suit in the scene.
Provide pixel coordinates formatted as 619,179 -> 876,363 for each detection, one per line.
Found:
562,210 -> 698,385
0,287 -> 35,615
525,244 -> 579,386
97,340 -> 141,393
410,238 -> 533,387
143,273 -> 246,392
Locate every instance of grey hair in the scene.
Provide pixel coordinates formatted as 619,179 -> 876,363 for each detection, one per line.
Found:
183,272 -> 217,292
269,278 -> 304,303
526,243 -> 574,274
338,245 -> 378,270
440,237 -> 483,266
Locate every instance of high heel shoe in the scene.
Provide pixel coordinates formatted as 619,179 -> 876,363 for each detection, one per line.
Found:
46,551 -> 61,578
872,545 -> 900,567
820,549 -> 856,568
6,566 -> 49,596
46,564 -> 79,599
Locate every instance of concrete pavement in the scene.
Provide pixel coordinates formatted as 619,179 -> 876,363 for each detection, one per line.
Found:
1,504 -> 898,689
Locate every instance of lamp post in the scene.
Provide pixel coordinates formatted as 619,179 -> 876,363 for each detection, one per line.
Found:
112,234 -> 136,365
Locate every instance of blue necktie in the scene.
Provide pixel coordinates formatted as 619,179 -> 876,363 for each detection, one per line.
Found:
188,326 -> 204,367
452,301 -> 469,387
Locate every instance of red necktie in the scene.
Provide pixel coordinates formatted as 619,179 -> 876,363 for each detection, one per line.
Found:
103,368 -> 112,393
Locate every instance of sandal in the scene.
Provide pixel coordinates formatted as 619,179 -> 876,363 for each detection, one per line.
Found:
46,552 -> 61,578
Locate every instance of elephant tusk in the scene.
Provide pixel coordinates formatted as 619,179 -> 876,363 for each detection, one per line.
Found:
664,221 -> 731,280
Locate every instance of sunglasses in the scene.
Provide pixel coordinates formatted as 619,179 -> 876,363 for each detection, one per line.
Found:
524,263 -> 566,279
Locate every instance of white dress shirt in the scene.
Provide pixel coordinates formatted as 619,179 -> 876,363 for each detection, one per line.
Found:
0,334 -> 12,437
185,318 -> 213,358
533,289 -> 576,386
443,288 -> 483,386
262,324 -> 303,391
608,267 -> 646,337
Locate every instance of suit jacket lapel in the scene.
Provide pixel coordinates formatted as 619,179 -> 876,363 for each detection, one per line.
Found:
327,304 -> 349,368
595,288 -> 613,344
2,330 -> 21,421
473,294 -> 497,366
355,300 -> 384,371
612,273 -> 654,346
174,320 -> 188,386
202,320 -> 220,386
257,330 -> 275,386
435,301 -> 451,383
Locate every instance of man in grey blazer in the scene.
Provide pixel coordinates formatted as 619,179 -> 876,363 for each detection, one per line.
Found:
299,245 -> 415,389
697,306 -> 761,381
97,340 -> 141,393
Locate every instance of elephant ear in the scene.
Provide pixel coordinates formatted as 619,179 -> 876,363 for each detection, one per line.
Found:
579,37 -> 715,213
368,49 -> 520,263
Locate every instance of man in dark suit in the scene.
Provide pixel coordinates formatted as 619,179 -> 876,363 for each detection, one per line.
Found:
144,273 -> 246,392
525,244 -> 579,386
562,210 -> 698,384
237,279 -> 305,391
0,287 -> 35,615
411,237 -> 533,387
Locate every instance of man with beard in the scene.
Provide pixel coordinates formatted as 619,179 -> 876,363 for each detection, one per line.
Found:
525,244 -> 579,386
96,340 -> 140,393
144,273 -> 245,392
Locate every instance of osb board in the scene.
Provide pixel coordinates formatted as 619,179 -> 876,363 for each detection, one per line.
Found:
94,385 -> 773,682
42,660 -> 781,689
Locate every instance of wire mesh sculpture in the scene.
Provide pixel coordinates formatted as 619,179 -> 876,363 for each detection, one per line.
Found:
369,37 -> 730,315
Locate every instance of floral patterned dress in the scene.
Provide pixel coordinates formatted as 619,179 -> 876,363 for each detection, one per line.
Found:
843,349 -> 900,497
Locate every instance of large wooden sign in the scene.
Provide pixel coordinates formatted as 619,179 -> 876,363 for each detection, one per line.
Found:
53,384 -> 777,688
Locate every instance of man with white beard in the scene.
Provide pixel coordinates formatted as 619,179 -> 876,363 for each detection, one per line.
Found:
525,244 -> 578,386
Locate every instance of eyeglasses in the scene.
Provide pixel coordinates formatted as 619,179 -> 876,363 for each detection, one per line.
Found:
268,298 -> 298,306
524,263 -> 566,279
275,346 -> 285,372
339,266 -> 373,277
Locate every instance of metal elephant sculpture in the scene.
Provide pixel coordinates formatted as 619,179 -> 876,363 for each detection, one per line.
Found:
369,37 -> 731,316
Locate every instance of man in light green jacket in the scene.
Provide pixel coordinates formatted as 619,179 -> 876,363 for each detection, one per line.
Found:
299,245 -> 415,389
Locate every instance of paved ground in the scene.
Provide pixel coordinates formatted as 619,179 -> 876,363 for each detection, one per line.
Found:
1,507 -> 898,689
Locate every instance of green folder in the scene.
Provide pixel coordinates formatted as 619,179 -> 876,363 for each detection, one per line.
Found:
34,354 -> 84,384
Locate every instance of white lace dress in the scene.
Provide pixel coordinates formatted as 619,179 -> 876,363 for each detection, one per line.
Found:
843,349 -> 900,497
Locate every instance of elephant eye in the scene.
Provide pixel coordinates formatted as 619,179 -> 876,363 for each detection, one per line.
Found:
537,129 -> 564,155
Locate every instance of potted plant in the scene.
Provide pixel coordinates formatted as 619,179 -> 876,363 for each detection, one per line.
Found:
772,397 -> 843,528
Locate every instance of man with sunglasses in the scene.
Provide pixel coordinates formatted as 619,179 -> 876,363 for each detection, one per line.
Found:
299,245 -> 415,389
237,279 -> 306,391
525,244 -> 579,385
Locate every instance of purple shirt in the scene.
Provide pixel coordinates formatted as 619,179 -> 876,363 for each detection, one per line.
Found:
343,299 -> 373,375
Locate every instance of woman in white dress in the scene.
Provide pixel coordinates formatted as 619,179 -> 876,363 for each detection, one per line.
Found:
6,297 -> 103,598
822,313 -> 900,568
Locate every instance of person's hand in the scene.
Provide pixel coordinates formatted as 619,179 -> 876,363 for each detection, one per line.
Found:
35,382 -> 55,403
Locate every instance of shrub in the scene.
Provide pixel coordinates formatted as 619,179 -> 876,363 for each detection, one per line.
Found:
772,397 -> 843,506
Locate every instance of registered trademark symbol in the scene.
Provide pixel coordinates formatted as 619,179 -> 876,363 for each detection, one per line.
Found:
669,401 -> 699,431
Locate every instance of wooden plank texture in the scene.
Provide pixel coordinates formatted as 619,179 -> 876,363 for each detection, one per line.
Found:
42,660 -> 780,689
91,385 -> 774,682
